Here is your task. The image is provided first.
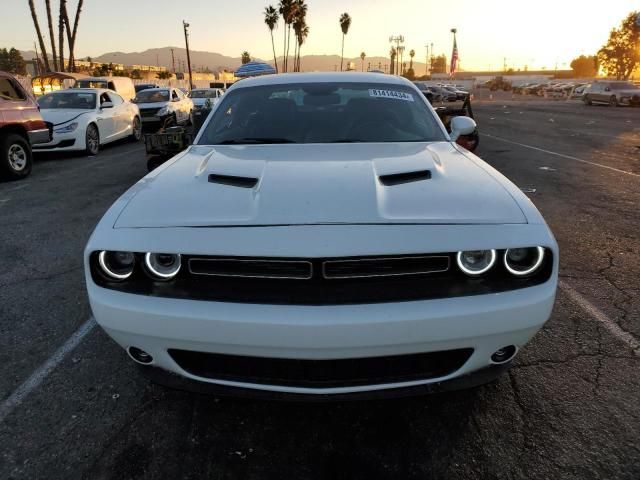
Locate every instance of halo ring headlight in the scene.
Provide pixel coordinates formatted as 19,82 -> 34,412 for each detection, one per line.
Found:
504,247 -> 545,276
456,249 -> 497,276
98,250 -> 135,280
145,252 -> 181,279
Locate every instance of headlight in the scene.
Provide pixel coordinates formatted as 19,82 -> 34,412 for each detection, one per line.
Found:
98,251 -> 135,280
456,250 -> 496,276
145,253 -> 181,279
504,247 -> 545,276
156,106 -> 170,117
54,122 -> 78,133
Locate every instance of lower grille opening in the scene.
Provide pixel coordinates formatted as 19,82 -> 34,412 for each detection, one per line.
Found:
168,348 -> 473,388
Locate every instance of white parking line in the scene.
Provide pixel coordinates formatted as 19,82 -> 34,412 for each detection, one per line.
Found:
0,317 -> 95,424
482,133 -> 640,178
559,280 -> 640,354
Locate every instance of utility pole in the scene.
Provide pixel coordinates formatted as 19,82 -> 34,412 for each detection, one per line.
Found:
183,20 -> 194,90
389,35 -> 404,75
171,48 -> 176,73
424,44 -> 429,76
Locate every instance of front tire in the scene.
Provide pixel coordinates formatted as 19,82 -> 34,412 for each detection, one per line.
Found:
85,123 -> 100,155
0,133 -> 33,180
130,116 -> 142,142
609,95 -> 618,107
584,95 -> 592,106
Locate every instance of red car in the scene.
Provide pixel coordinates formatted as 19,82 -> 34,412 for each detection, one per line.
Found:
0,71 -> 50,180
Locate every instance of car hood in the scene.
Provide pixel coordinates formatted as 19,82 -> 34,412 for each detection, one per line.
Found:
114,142 -> 527,228
40,109 -> 94,125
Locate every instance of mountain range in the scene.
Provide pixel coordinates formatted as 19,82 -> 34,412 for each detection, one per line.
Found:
21,46 -> 430,74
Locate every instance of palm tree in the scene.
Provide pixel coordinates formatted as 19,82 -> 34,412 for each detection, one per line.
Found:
295,24 -> 309,71
61,0 -> 84,72
58,0 -> 66,71
264,6 -> 279,73
360,51 -> 366,72
241,51 -> 251,64
389,47 -> 396,75
44,0 -> 58,71
292,0 -> 307,72
339,13 -> 352,71
279,0 -> 297,72
28,0 -> 50,72
409,49 -> 415,71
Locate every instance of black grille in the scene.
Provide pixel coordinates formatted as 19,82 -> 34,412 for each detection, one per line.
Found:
90,250 -> 554,305
140,108 -> 160,117
323,256 -> 449,279
168,348 -> 473,388
189,258 -> 313,279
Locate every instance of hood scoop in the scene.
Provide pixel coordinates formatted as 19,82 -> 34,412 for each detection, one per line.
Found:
379,170 -> 431,186
208,173 -> 259,189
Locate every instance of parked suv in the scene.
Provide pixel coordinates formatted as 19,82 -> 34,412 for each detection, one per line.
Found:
583,81 -> 640,107
0,71 -> 50,180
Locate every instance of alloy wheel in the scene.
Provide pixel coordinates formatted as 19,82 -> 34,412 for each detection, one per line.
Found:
7,143 -> 27,171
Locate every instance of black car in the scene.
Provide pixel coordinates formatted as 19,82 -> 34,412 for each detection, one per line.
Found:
134,83 -> 160,93
413,82 -> 442,103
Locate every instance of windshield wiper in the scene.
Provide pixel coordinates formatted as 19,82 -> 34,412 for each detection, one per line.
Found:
217,137 -> 297,145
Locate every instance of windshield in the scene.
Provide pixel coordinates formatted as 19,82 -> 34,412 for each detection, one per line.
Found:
134,90 -> 170,103
610,82 -> 637,90
190,90 -> 219,98
37,92 -> 96,110
75,80 -> 108,89
198,82 -> 445,145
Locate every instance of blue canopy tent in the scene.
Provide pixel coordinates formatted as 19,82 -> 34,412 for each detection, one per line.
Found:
235,61 -> 277,78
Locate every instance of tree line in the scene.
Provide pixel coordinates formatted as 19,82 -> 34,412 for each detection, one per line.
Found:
0,48 -> 27,75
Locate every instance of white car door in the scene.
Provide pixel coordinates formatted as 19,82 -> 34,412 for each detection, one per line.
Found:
97,91 -> 117,142
106,92 -> 130,139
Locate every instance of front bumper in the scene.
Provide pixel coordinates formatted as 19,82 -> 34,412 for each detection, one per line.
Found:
89,279 -> 556,395
32,130 -> 82,152
27,128 -> 52,146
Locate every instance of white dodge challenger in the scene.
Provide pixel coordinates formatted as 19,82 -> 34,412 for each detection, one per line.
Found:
85,73 -> 558,398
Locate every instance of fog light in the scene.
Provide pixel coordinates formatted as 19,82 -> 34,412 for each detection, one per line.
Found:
128,346 -> 153,365
491,345 -> 517,364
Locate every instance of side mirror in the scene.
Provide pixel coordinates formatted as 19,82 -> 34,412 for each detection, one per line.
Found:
604,87 -> 611,92
101,101 -> 114,109
450,116 -> 477,141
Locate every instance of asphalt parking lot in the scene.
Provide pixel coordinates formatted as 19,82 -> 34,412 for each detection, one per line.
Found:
1,95 -> 639,479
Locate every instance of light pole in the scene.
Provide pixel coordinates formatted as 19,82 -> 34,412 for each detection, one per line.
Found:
183,20 -> 194,90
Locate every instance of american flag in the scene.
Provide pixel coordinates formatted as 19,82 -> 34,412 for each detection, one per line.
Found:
450,36 -> 459,76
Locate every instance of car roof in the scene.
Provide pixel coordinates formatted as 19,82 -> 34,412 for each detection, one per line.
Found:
137,87 -> 171,91
44,88 -> 107,94
229,72 -> 413,91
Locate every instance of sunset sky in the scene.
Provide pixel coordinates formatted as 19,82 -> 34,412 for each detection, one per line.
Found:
2,0 -> 634,70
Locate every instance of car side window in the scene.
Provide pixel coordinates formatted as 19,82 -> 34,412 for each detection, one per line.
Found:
172,90 -> 179,101
108,92 -> 124,106
99,92 -> 111,107
0,78 -> 27,101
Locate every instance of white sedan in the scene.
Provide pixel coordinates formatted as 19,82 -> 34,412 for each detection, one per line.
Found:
35,89 -> 141,155
85,73 -> 558,398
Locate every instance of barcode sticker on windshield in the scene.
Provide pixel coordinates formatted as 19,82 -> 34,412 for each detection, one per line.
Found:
369,89 -> 414,102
